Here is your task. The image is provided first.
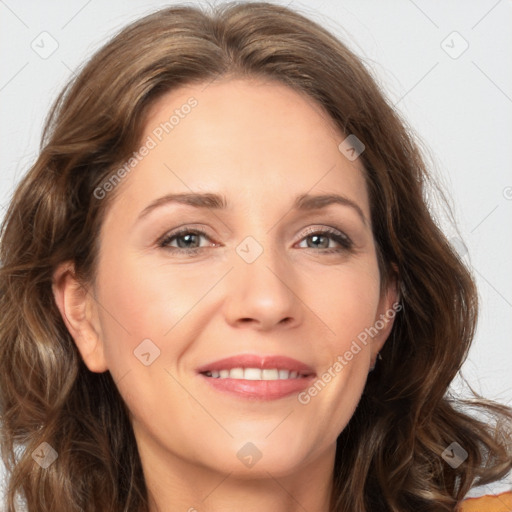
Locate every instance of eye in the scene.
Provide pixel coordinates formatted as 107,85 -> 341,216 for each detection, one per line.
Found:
158,228 -> 214,254
297,227 -> 353,253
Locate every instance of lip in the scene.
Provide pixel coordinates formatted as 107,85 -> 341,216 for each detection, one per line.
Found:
195,354 -> 315,376
196,354 -> 316,401
199,374 -> 316,400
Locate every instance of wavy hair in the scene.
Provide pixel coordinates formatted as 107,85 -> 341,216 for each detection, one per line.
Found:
1,2 -> 511,511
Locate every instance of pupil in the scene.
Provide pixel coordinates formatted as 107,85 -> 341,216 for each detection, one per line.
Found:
310,234 -> 328,249
178,233 -> 198,248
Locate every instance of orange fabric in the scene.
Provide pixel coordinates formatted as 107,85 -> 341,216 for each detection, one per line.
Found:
458,491 -> 512,511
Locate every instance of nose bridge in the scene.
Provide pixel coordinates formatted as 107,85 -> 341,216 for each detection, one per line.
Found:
225,228 -> 301,328
235,230 -> 289,293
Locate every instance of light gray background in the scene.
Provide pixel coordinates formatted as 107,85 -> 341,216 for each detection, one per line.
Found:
1,0 -> 511,502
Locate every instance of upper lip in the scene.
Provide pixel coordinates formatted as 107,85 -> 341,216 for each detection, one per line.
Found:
196,354 -> 316,376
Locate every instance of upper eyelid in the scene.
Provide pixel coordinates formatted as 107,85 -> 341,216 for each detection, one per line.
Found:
301,225 -> 349,237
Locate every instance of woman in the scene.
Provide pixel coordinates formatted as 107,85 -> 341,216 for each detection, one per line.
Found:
0,2 -> 510,511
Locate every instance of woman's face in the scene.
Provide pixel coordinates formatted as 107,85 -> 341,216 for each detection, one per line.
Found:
56,78 -> 397,481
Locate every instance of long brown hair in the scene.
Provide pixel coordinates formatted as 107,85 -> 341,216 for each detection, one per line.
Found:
1,2 -> 510,511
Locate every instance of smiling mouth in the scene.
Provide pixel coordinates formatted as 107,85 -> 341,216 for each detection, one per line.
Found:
201,368 -> 312,380
198,368 -> 316,401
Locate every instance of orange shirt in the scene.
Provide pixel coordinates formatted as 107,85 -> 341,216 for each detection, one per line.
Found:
458,491 -> 512,511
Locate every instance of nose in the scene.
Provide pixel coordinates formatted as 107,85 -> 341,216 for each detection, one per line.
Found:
223,240 -> 303,331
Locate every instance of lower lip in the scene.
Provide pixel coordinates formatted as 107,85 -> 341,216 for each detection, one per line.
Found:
198,373 -> 315,400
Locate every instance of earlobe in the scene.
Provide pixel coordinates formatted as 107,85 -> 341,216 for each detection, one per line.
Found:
52,262 -> 108,373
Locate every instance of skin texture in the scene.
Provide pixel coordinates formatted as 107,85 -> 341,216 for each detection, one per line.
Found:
53,78 -> 398,512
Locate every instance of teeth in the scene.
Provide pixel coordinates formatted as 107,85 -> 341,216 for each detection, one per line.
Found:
262,369 -> 279,380
229,368 -> 244,379
244,368 -> 262,380
203,367 -> 306,380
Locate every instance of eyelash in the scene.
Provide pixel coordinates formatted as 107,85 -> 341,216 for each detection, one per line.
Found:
157,226 -> 354,256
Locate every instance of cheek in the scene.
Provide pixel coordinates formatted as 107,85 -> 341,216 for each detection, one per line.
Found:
314,257 -> 382,337
100,235 -> 211,312
92,255 -> 201,425
92,251 -> 204,375
301,257 -> 381,407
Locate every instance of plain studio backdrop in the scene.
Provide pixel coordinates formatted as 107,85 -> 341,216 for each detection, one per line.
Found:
0,0 -> 511,503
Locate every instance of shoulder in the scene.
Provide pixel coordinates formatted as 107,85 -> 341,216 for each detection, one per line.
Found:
458,490 -> 512,511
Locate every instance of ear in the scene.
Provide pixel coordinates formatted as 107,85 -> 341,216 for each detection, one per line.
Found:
370,263 -> 400,367
52,262 -> 108,373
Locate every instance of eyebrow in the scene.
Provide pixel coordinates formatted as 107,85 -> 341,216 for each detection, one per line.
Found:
137,192 -> 367,225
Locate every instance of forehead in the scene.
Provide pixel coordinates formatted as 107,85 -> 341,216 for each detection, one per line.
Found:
106,78 -> 370,221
